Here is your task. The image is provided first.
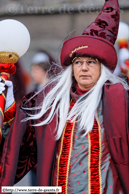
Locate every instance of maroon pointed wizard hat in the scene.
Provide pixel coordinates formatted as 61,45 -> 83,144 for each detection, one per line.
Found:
61,0 -> 120,71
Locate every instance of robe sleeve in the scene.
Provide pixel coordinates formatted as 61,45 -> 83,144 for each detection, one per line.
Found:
15,92 -> 38,184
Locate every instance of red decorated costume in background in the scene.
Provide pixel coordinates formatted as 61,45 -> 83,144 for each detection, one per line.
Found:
114,22 -> 129,79
0,0 -> 129,194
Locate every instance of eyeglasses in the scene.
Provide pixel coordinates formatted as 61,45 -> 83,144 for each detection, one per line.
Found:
72,57 -> 99,67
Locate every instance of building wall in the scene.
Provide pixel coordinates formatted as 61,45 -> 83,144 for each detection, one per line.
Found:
0,0 -> 128,80
0,10 -> 129,71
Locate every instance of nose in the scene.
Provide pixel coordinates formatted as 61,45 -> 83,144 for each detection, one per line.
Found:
81,61 -> 89,71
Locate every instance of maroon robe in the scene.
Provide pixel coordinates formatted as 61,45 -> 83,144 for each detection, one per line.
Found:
0,83 -> 129,194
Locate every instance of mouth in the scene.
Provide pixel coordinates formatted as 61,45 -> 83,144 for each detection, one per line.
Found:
80,75 -> 90,78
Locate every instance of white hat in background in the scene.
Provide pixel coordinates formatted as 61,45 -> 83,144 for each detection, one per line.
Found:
117,22 -> 129,42
32,52 -> 50,64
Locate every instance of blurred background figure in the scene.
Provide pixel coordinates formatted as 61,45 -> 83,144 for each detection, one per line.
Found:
114,22 -> 129,81
10,60 -> 31,105
31,50 -> 61,93
30,50 -> 55,189
31,51 -> 53,92
118,48 -> 129,79
117,22 -> 129,50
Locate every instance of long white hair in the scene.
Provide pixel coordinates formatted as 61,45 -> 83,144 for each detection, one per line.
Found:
22,64 -> 129,139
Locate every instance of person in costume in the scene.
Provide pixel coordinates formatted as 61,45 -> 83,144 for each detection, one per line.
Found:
0,0 -> 129,193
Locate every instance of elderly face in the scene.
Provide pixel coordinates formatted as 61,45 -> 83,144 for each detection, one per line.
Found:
72,57 -> 101,90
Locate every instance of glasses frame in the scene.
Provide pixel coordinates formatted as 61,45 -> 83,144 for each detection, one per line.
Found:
72,57 -> 99,67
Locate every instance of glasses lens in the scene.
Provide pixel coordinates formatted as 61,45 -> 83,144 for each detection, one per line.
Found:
73,57 -> 82,66
87,59 -> 97,66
